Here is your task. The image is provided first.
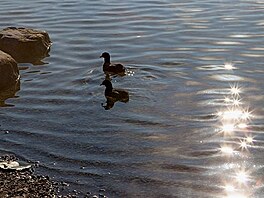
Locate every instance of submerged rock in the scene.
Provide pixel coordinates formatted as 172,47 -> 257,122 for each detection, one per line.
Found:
0,81 -> 20,107
0,27 -> 52,64
0,50 -> 20,91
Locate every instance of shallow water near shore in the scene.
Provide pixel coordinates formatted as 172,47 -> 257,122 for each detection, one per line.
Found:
0,0 -> 264,197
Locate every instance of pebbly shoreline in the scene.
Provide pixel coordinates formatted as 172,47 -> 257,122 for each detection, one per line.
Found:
0,155 -> 106,198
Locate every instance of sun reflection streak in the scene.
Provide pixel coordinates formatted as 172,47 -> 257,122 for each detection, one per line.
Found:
235,169 -> 249,184
221,123 -> 235,134
224,96 -> 242,107
221,108 -> 243,120
223,169 -> 253,198
223,182 -> 250,198
246,136 -> 254,144
239,140 -> 248,151
237,123 -> 248,129
224,184 -> 235,192
230,84 -> 242,96
220,145 -> 234,155
224,62 -> 236,70
232,98 -> 242,106
226,193 -> 247,198
218,107 -> 252,125
241,109 -> 253,120
224,97 -> 232,103
210,62 -> 257,197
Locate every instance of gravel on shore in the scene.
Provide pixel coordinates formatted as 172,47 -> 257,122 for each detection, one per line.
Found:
0,155 -> 104,198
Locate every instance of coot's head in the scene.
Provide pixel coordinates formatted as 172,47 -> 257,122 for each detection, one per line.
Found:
100,79 -> 113,89
100,52 -> 110,59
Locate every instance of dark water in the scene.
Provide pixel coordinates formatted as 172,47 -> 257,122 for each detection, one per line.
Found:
1,0 -> 264,197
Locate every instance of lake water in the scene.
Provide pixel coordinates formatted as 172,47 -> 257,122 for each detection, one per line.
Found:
0,0 -> 264,197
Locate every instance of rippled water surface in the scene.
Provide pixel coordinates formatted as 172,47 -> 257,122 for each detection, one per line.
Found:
1,0 -> 264,197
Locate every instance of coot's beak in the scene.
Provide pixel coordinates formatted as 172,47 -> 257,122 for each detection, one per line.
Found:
100,55 -> 103,58
100,83 -> 103,86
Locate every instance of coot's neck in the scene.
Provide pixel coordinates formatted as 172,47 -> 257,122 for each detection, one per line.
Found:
103,56 -> 111,71
104,56 -> 110,64
105,86 -> 113,95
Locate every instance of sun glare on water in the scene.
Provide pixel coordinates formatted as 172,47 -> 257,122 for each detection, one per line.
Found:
211,74 -> 257,198
224,62 -> 236,70
221,145 -> 234,155
230,84 -> 241,96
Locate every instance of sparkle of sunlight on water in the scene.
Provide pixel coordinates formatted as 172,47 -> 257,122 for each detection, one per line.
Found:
217,82 -> 255,198
0,0 -> 264,197
199,61 -> 263,198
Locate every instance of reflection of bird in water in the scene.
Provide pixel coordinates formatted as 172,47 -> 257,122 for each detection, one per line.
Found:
100,79 -> 129,110
100,52 -> 126,75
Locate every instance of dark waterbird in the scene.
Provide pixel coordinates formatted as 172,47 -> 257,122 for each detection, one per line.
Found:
100,52 -> 126,75
100,79 -> 129,110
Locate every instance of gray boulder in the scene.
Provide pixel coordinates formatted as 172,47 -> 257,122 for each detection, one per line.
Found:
0,27 -> 52,64
0,50 -> 19,91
